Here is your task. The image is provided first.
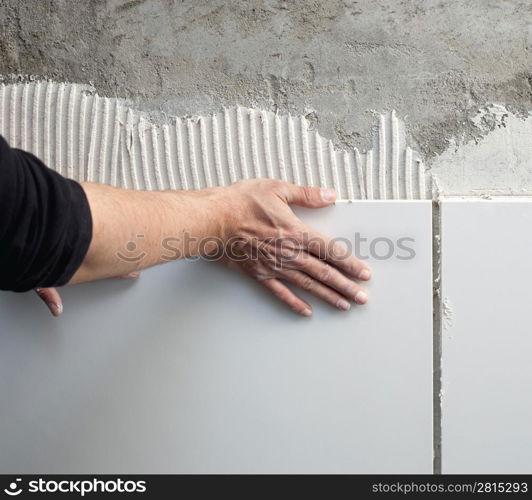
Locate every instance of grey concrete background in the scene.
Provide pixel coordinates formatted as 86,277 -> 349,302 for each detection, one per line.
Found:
1,0 -> 531,160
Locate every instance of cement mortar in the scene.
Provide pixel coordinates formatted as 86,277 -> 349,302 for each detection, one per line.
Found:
1,0 -> 531,162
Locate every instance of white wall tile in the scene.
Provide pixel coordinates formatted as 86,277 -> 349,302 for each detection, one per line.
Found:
441,199 -> 532,473
0,202 -> 433,473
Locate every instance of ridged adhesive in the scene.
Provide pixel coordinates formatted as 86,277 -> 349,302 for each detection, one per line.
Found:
0,81 -> 430,199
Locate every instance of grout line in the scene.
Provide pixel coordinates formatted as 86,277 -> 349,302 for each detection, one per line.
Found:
432,200 -> 443,474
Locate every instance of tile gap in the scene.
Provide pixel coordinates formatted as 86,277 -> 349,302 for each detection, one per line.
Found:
432,200 -> 443,474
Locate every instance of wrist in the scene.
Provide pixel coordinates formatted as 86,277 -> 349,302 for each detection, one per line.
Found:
168,186 -> 234,256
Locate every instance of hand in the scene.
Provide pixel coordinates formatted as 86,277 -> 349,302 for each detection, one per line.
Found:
34,271 -> 141,317
210,179 -> 371,317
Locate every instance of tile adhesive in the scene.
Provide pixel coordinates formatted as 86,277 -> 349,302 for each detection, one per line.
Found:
0,81 -> 430,200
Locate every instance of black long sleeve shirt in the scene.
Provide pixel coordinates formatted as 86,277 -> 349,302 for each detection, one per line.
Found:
0,135 -> 92,292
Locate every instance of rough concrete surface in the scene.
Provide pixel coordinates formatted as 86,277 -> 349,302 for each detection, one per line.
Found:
1,0 -> 531,165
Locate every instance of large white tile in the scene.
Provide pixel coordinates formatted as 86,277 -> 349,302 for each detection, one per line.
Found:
0,202 -> 433,473
441,198 -> 532,473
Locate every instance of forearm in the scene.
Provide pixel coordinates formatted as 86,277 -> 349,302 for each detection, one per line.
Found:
69,182 -> 228,284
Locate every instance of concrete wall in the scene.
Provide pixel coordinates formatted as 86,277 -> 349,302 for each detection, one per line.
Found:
1,0 -> 531,193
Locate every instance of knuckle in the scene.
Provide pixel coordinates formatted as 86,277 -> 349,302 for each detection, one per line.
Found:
318,264 -> 331,282
279,243 -> 297,260
301,276 -> 315,291
308,238 -> 324,257
300,186 -> 314,203
331,240 -> 350,259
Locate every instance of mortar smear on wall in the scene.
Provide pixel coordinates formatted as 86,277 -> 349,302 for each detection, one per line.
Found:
429,104 -> 532,196
0,81 -> 430,200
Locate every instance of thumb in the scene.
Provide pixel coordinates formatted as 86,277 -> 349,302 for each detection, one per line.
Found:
282,184 -> 337,208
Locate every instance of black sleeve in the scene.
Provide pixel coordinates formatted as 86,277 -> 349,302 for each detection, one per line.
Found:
0,135 -> 93,292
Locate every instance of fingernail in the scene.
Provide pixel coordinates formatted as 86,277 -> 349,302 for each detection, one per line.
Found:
336,298 -> 351,311
49,302 -> 63,316
355,291 -> 368,304
125,271 -> 140,279
359,269 -> 371,280
320,188 -> 337,202
301,308 -> 313,317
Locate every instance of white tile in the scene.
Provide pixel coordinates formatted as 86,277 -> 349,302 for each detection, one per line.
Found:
441,198 -> 532,473
0,202 -> 433,473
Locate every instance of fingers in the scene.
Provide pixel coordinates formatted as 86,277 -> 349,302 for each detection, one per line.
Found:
278,182 -> 337,208
34,287 -> 63,317
288,255 -> 368,305
270,181 -> 370,280
281,269 -> 356,311
260,278 -> 313,317
302,226 -> 371,281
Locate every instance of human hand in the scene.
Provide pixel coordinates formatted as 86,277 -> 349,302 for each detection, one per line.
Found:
210,179 -> 371,317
